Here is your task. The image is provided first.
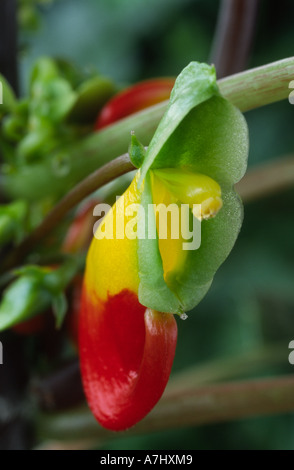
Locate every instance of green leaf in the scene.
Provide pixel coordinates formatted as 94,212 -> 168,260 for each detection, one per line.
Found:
167,188 -> 244,312
148,95 -> 248,186
139,62 -> 219,182
0,74 -> 17,115
0,259 -> 81,331
136,61 -> 249,313
30,77 -> 77,124
66,76 -> 116,124
17,128 -> 56,163
2,114 -> 27,143
0,200 -> 28,246
138,173 -> 181,313
44,256 -> 83,292
0,270 -> 51,331
128,133 -> 146,168
52,292 -> 68,329
14,265 -> 51,278
29,58 -> 77,124
30,57 -> 59,87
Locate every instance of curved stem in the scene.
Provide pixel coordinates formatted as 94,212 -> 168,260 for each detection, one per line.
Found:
37,374 -> 294,442
32,342 -> 287,414
1,154 -> 134,273
210,0 -> 259,78
218,57 -> 294,111
236,155 -> 294,203
2,59 -> 294,272
3,58 -> 294,203
3,153 -> 294,274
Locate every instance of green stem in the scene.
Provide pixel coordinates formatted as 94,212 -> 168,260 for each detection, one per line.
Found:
3,152 -> 294,273
166,343 -> 287,393
3,58 -> 294,201
1,105 -> 163,201
1,154 -> 134,273
218,56 -> 294,111
236,155 -> 294,202
37,374 -> 294,442
210,0 -> 259,78
2,58 -> 294,271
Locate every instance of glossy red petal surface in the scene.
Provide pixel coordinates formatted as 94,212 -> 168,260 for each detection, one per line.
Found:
79,288 -> 177,431
95,78 -> 175,130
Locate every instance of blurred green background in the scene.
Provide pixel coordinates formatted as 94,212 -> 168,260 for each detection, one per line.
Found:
15,0 -> 294,449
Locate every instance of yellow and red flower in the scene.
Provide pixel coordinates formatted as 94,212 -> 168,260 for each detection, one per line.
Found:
95,78 -> 175,130
80,62 -> 249,430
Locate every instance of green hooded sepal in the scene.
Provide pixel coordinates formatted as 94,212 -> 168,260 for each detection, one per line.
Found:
135,62 -> 248,314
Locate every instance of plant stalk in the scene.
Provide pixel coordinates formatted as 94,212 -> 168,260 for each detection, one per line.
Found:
2,59 -> 294,271
37,374 -> 294,442
2,58 -> 294,202
3,153 -> 294,273
236,155 -> 294,202
0,154 -> 134,273
210,0 -> 259,78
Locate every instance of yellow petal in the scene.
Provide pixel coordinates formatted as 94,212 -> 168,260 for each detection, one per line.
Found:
85,173 -> 142,302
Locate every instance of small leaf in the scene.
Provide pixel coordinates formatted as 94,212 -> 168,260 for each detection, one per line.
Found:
0,200 -> 28,246
14,265 -> 51,278
52,292 -> 68,329
0,259 -> 81,331
0,74 -> 17,115
44,256 -> 83,293
66,76 -> 116,124
30,77 -> 77,124
30,57 -> 59,87
0,273 -> 51,331
128,133 -> 146,168
136,61 -> 249,313
17,128 -> 56,163
138,173 -> 181,313
139,62 -> 218,182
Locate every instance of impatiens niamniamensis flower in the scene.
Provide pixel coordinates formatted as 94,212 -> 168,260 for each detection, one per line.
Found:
95,78 -> 175,129
80,62 -> 249,431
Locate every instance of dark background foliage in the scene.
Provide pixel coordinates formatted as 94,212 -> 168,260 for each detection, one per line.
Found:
1,0 -> 294,450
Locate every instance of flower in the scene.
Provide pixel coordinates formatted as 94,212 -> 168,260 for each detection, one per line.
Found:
80,62 -> 249,430
95,78 -> 175,129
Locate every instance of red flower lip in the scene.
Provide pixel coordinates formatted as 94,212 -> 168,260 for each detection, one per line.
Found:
95,78 -> 175,130
79,289 -> 177,431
